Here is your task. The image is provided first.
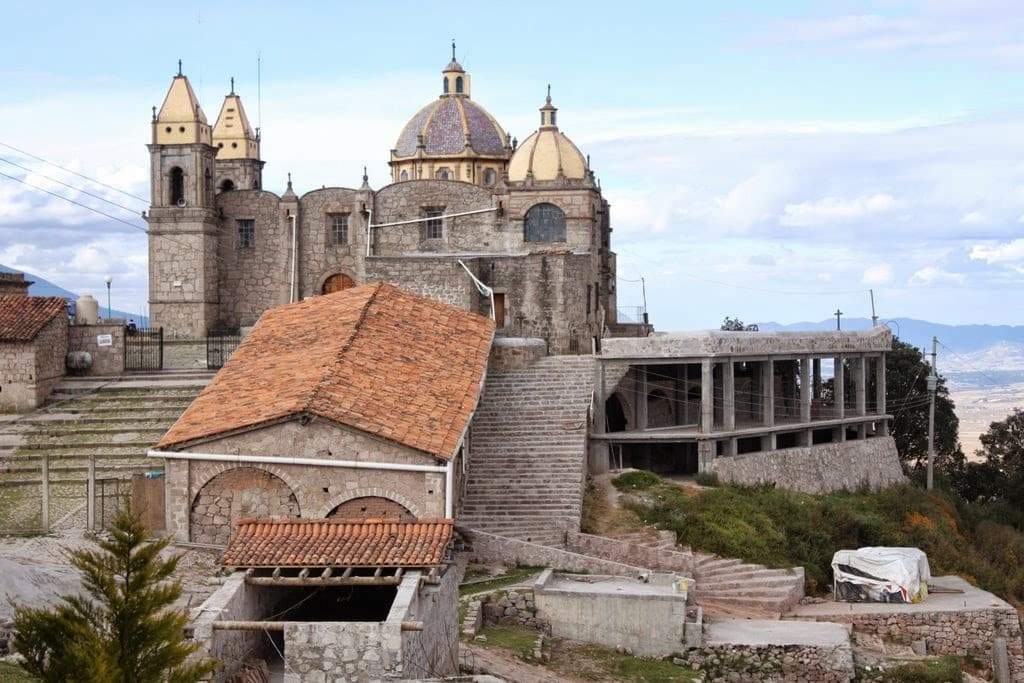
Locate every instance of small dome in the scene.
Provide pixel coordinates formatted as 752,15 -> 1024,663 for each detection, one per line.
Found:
508,89 -> 588,182
393,97 -> 506,158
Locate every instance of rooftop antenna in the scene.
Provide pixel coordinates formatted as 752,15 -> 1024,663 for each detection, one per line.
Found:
257,52 -> 262,133
870,289 -> 878,326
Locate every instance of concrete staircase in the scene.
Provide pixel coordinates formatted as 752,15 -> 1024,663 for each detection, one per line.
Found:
459,355 -> 595,543
0,370 -> 212,487
691,551 -> 805,619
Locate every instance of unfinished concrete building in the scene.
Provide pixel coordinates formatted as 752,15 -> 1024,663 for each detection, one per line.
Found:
592,328 -> 906,492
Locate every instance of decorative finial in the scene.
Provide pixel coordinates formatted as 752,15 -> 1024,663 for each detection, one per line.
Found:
287,172 -> 293,189
546,84 -> 551,104
230,76 -> 235,95
363,166 -> 368,181
452,39 -> 456,61
177,59 -> 183,77
151,106 -> 157,122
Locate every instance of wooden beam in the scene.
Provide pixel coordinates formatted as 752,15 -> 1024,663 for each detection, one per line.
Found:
245,576 -> 402,587
212,620 -> 285,632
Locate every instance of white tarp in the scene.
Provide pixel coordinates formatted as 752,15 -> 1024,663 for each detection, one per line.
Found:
831,547 -> 931,603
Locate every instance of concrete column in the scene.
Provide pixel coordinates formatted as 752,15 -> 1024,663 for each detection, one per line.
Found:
812,358 -> 822,399
855,356 -> 867,416
637,365 -> 648,430
800,356 -> 812,423
726,437 -> 738,456
875,353 -> 886,416
701,359 -> 713,434
595,362 -> 607,435
723,360 -> 736,431
697,439 -> 715,472
804,429 -> 814,447
834,355 -> 845,419
761,432 -> 776,452
762,359 -> 775,427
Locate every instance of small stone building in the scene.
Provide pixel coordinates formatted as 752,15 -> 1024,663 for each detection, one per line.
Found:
152,282 -> 494,545
0,272 -> 33,297
0,295 -> 68,411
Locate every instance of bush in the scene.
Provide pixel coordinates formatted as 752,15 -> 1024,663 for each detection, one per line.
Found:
881,656 -> 962,682
612,470 -> 662,492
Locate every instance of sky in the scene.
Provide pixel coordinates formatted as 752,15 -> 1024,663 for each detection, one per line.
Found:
2,0 -> 1024,330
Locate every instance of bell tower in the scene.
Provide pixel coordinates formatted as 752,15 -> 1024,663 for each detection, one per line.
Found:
212,78 -> 264,192
146,62 -> 220,339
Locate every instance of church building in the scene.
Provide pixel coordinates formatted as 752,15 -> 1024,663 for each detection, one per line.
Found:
146,48 -> 638,354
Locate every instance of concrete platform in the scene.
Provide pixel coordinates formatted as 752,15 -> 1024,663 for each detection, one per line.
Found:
790,576 -> 1012,617
542,573 -> 680,597
706,619 -> 851,648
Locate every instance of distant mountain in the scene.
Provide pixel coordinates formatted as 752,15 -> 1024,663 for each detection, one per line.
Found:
0,265 -> 148,325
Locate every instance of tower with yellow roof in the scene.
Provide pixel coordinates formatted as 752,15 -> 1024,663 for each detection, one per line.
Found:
212,78 -> 264,192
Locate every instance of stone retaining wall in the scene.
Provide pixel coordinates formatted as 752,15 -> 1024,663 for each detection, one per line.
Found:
676,643 -> 855,682
795,606 -> 1024,680
69,323 -> 124,376
488,337 -> 547,373
710,436 -> 905,494
564,531 -> 695,576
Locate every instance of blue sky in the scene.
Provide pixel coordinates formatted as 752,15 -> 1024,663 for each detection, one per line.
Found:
2,1 -> 1024,329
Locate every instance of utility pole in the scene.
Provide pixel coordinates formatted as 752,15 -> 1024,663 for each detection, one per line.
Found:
870,289 -> 878,327
834,309 -> 843,331
926,336 -> 938,490
641,276 -> 649,325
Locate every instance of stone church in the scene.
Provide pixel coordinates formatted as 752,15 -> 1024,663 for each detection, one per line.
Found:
147,49 -> 636,354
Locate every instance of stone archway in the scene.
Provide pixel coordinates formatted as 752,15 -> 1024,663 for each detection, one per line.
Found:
322,273 -> 355,294
190,467 -> 299,546
327,496 -> 415,522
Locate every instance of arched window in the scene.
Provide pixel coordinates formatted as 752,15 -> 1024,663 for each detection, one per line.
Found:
399,170 -> 409,181
435,167 -> 452,180
169,167 -> 184,206
455,76 -> 464,93
483,168 -> 497,186
524,203 -> 566,242
219,178 -> 235,193
443,77 -> 449,94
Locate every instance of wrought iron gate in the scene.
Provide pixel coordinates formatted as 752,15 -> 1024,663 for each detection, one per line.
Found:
206,328 -> 241,369
124,326 -> 163,371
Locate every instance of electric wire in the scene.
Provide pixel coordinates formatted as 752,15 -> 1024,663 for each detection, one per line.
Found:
0,140 -> 149,203
0,156 -> 145,216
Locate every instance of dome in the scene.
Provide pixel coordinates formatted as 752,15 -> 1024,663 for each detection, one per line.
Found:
393,97 -> 507,159
508,89 -> 588,182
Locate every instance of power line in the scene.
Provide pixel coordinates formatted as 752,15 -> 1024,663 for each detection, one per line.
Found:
0,156 -> 145,217
0,170 -> 149,234
0,140 -> 148,204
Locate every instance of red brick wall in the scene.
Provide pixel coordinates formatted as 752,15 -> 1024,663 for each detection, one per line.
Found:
327,496 -> 414,521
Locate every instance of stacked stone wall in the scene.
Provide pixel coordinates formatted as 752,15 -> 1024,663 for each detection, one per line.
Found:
69,323 -> 124,376
327,495 -> 414,521
400,562 -> 463,679
373,181 -> 503,254
710,436 -> 906,494
32,315 -> 68,405
675,642 -> 855,682
190,467 -> 300,546
459,527 -> 648,577
564,531 -> 695,576
295,187 -> 369,299
285,621 -> 400,680
365,256 -> 479,310
0,315 -> 67,411
795,607 -> 1024,680
488,337 -> 546,373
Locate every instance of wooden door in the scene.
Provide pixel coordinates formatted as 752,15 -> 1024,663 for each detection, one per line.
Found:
322,273 -> 355,294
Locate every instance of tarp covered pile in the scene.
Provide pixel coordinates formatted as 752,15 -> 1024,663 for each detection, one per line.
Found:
831,547 -> 931,603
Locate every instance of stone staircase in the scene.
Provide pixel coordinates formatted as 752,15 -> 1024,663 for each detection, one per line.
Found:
691,551 -> 805,619
459,355 -> 595,543
0,370 -> 212,487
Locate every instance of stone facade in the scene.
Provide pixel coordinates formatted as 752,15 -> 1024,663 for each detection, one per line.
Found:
68,323 -> 125,376
488,337 -> 547,373
710,436 -> 906,494
0,272 -> 31,296
327,495 -> 414,521
164,419 -> 451,544
0,315 -> 67,412
458,527 -> 650,577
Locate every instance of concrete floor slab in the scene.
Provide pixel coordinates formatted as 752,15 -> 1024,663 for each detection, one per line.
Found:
790,576 -> 1012,617
706,619 -> 851,647
544,574 -> 679,597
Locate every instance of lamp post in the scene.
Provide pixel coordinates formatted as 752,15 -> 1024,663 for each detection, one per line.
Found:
104,275 -> 112,320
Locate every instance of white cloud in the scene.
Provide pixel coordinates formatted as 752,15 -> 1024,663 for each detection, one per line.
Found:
961,210 -> 988,225
780,193 -> 901,227
969,239 -> 1024,269
909,266 -> 967,286
862,263 -> 895,285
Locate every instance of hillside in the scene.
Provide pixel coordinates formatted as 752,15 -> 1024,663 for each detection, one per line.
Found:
0,265 -> 147,325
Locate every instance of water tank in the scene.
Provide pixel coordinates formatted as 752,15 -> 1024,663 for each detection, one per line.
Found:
75,294 -> 99,325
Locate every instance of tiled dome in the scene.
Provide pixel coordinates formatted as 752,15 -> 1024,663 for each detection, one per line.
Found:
508,90 -> 588,182
393,97 -> 506,158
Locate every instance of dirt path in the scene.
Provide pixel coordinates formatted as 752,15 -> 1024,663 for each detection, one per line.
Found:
462,643 -> 592,683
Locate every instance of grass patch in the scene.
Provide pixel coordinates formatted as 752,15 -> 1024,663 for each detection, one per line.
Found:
612,471 -> 662,492
547,641 -> 701,682
0,662 -> 39,682
623,472 -> 1024,600
876,656 -> 963,682
693,472 -> 720,487
581,479 -> 646,536
477,624 -> 537,659
459,566 -> 539,596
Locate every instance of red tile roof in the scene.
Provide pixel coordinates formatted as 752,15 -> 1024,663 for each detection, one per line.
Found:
0,296 -> 66,342
220,518 -> 454,568
158,283 -> 494,459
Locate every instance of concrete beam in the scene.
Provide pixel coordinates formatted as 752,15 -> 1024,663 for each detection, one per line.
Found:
701,359 -> 713,434
855,356 -> 867,417
834,355 -> 845,420
723,360 -> 736,431
762,358 -> 775,427
800,356 -> 812,423
637,365 -> 648,430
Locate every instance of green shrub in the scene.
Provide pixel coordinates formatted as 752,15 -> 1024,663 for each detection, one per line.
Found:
612,470 -> 662,491
881,656 -> 962,682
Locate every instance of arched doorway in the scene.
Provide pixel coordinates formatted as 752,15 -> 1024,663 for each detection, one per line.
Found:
189,468 -> 299,546
327,496 -> 414,521
322,273 -> 355,294
606,394 -> 628,432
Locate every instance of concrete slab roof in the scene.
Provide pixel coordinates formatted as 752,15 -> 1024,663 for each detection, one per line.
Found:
601,327 -> 891,360
705,619 -> 851,648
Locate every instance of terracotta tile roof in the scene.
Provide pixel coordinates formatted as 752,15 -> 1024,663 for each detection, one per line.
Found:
158,283 -> 494,458
0,296 -> 67,342
220,518 -> 454,568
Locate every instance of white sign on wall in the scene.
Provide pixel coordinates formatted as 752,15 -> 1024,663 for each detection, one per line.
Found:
96,334 -> 113,347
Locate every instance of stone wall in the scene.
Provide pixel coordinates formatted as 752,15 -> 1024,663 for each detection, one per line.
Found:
675,642 -> 855,682
165,418 -> 448,543
796,606 -> 1024,680
458,527 -> 648,577
373,180 -> 502,254
488,337 -> 547,373
564,531 -> 695,576
296,187 -> 369,299
0,315 -> 67,412
285,621 -> 401,681
710,436 -> 906,494
69,323 -> 124,376
190,467 -> 300,546
400,562 -> 463,679
163,339 -> 208,369
365,256 -> 480,310
33,315 -> 68,406
327,495 -> 414,520
478,588 -> 547,631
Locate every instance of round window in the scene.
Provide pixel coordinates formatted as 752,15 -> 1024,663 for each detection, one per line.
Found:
178,126 -> 186,133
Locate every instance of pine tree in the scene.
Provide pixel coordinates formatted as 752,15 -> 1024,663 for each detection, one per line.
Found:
13,509 -> 216,683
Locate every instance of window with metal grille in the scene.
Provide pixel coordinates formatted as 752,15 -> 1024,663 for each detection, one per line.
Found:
524,203 -> 566,242
423,208 -> 444,240
237,219 -> 255,249
328,214 -> 349,246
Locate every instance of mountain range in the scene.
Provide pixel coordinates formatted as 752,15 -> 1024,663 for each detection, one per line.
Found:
1,265 -> 148,325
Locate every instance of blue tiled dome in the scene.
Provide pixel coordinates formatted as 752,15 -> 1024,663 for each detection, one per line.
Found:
394,97 -> 506,158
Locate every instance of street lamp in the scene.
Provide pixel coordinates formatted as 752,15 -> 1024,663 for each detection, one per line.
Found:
104,275 -> 112,320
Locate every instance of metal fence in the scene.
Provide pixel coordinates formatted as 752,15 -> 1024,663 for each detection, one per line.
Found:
125,326 -> 164,371
616,306 -> 648,325
206,328 -> 241,370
